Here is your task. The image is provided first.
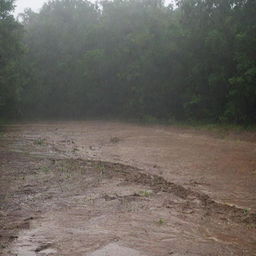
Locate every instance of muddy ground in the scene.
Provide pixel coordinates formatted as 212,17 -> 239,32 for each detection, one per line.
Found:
0,121 -> 256,255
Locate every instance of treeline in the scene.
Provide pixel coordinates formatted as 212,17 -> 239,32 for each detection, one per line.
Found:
0,0 -> 24,117
1,0 -> 256,123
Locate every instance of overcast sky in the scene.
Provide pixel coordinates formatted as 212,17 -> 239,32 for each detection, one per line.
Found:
14,0 -> 46,16
14,0 -> 173,16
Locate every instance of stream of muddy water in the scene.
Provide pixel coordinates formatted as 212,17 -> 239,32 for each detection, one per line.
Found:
0,121 -> 256,255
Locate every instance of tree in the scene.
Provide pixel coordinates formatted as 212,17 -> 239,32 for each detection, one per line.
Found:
0,0 -> 24,117
16,0 -> 256,124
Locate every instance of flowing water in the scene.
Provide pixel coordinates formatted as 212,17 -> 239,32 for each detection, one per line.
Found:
0,121 -> 255,255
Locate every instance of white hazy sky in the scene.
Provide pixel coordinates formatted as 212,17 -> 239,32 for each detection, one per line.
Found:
14,0 -> 173,16
14,0 -> 47,15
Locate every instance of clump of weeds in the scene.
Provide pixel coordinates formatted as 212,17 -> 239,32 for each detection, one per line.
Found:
247,223 -> 256,230
34,138 -> 46,145
243,208 -> 250,215
72,147 -> 79,153
139,190 -> 153,197
110,136 -> 120,144
95,162 -> 105,174
157,218 -> 165,225
41,166 -> 50,173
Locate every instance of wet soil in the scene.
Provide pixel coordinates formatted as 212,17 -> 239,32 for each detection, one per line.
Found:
0,121 -> 256,255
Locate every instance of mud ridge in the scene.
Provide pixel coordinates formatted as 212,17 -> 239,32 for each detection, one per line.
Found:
1,151 -> 256,255
77,159 -> 256,225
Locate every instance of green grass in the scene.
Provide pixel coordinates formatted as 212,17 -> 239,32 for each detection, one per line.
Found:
0,244 -> 6,249
33,138 -> 46,145
243,208 -> 250,215
0,119 -> 7,136
157,218 -> 165,225
116,115 -> 256,133
179,122 -> 256,133
41,166 -> 50,173
139,190 -> 153,197
110,136 -> 121,143
127,116 -> 256,136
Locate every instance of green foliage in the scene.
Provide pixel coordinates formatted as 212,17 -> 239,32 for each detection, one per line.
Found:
33,137 -> 46,145
0,0 -> 24,118
1,0 -> 256,124
110,136 -> 121,143
224,3 -> 256,124
139,190 -> 153,197
157,218 -> 165,225
243,208 -> 250,215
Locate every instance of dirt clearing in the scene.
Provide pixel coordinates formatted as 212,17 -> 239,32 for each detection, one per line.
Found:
0,121 -> 256,255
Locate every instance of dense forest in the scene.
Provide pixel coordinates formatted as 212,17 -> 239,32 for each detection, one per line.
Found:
0,0 -> 255,123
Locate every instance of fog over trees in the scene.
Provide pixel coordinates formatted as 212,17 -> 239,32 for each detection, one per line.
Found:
1,0 -> 256,124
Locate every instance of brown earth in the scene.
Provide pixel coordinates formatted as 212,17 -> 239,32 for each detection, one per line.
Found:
0,121 -> 256,256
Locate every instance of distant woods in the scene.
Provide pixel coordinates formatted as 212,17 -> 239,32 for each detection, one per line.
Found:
1,0 -> 256,124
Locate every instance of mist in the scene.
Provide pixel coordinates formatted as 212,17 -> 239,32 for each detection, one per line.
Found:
14,0 -> 46,15
2,0 -> 256,124
1,1 -> 256,254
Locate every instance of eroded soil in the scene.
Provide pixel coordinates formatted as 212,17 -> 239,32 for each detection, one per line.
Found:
0,121 -> 256,255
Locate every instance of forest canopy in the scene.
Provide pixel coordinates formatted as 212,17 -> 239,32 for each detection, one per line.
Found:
0,0 -> 256,124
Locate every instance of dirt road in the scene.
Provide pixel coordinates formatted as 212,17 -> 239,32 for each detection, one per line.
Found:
0,121 -> 256,255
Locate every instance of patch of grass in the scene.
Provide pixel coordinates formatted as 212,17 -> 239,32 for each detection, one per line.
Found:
0,244 -> 6,249
41,166 -> 50,173
110,136 -> 120,143
95,162 -> 105,170
247,223 -> 256,230
139,190 -> 152,197
157,218 -> 165,225
34,138 -> 46,145
243,208 -> 250,215
0,120 -> 6,137
72,147 -> 79,153
59,167 -> 68,173
142,115 -> 159,124
67,173 -> 72,178
126,116 -> 256,134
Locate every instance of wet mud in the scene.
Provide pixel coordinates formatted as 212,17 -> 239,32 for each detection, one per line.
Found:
0,121 -> 256,255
